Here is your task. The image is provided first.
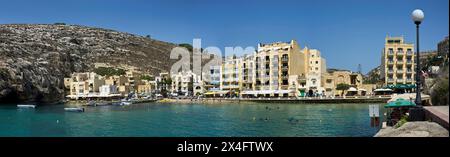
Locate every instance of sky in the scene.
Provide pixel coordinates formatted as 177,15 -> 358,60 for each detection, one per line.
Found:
0,0 -> 448,74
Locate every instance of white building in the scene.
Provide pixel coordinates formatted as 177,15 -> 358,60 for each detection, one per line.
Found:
99,85 -> 118,95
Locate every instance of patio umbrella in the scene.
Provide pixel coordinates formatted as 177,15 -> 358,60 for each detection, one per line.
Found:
384,98 -> 416,108
396,84 -> 409,89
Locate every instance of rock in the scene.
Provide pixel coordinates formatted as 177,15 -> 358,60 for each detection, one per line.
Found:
375,122 -> 449,137
0,24 -> 178,104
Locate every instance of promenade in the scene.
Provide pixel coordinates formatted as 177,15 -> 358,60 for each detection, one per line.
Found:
161,96 -> 392,104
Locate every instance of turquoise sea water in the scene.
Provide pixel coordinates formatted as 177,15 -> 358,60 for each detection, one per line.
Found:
0,102 -> 385,137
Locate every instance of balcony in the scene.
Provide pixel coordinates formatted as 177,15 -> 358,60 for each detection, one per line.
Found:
387,60 -> 394,65
406,51 -> 413,56
387,70 -> 394,74
281,58 -> 289,62
397,70 -> 404,73
406,78 -> 413,82
281,75 -> 289,79
387,78 -> 394,83
396,60 -> 404,65
387,51 -> 394,56
406,70 -> 413,74
281,66 -> 289,71
397,79 -> 404,82
406,60 -> 413,65
397,51 -> 404,55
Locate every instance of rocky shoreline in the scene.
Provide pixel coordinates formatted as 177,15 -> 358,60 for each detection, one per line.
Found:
374,121 -> 449,137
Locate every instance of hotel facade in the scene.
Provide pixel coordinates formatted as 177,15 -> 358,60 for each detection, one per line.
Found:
380,36 -> 416,86
216,40 -> 328,98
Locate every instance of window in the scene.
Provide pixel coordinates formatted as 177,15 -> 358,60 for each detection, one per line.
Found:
316,61 -> 319,64
315,67 -> 319,71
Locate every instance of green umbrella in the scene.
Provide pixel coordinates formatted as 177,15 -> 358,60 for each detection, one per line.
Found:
396,84 -> 409,89
384,98 -> 416,108
406,84 -> 416,88
385,84 -> 396,89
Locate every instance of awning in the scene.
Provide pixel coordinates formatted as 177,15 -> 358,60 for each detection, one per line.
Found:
275,90 -> 295,94
242,91 -> 258,95
384,98 -> 416,108
374,88 -> 393,92
348,87 -> 358,92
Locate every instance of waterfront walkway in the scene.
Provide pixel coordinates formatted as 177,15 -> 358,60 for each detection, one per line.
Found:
424,106 -> 449,130
162,96 -> 391,104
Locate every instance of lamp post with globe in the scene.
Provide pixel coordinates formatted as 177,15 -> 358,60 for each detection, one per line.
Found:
412,9 -> 424,107
409,9 -> 425,121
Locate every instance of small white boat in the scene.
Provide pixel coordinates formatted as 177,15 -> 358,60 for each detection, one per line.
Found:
86,100 -> 96,106
17,104 -> 36,108
120,102 -> 132,106
64,108 -> 85,112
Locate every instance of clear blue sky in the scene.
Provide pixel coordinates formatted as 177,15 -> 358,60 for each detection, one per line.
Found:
1,0 -> 448,74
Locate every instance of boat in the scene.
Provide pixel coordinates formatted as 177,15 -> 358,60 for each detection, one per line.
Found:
86,100 -> 96,106
120,101 -> 132,106
96,102 -> 110,106
17,104 -> 36,108
64,107 -> 85,112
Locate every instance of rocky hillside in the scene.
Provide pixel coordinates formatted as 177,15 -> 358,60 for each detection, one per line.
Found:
0,24 -> 179,103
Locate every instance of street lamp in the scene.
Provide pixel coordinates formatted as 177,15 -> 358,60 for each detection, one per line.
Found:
412,9 -> 424,107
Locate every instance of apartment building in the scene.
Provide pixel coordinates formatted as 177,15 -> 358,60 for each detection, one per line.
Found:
298,47 -> 327,95
66,72 -> 105,96
241,54 -> 255,91
220,55 -> 242,96
171,71 -> 202,96
380,36 -> 415,86
252,40 -> 305,97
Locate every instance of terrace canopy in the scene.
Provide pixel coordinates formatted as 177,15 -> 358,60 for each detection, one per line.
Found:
348,87 -> 358,92
384,98 -> 416,108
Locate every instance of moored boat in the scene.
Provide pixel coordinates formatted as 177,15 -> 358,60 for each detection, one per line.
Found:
120,101 -> 132,106
64,107 -> 85,112
17,104 -> 36,108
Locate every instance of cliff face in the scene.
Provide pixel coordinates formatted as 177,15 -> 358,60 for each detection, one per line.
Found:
0,24 -> 177,103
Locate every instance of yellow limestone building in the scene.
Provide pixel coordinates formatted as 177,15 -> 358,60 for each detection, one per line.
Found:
380,36 -> 415,86
244,40 -> 326,97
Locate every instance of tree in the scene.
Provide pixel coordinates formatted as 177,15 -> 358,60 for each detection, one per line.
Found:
178,43 -> 193,52
140,75 -> 154,81
336,83 -> 351,96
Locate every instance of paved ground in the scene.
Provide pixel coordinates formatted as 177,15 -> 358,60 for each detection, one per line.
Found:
375,122 -> 449,137
424,106 -> 449,129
